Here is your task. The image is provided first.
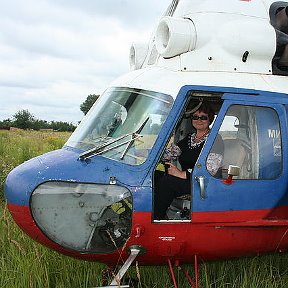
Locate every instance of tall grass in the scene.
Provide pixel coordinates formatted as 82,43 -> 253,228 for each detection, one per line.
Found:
1,205 -> 105,288
0,130 -> 69,201
1,130 -> 288,287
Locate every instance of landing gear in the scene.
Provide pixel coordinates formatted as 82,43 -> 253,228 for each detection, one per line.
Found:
101,269 -> 138,288
97,245 -> 145,288
98,248 -> 200,287
109,247 -> 141,286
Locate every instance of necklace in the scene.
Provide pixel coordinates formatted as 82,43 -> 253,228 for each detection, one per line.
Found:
194,129 -> 210,142
188,131 -> 209,149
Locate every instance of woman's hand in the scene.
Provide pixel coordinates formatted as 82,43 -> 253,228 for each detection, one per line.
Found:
165,162 -> 187,179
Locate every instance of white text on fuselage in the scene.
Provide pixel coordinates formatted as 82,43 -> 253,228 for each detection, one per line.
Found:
268,129 -> 280,138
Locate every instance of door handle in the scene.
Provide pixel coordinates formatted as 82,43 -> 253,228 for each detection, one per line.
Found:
195,176 -> 206,200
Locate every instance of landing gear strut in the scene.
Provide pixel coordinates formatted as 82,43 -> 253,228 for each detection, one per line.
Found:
97,248 -> 200,287
96,245 -> 145,288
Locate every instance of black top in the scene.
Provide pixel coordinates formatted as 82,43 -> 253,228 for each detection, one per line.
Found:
177,133 -> 224,172
177,133 -> 205,171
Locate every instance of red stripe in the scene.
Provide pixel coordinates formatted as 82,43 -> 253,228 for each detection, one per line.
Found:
7,204 -> 288,265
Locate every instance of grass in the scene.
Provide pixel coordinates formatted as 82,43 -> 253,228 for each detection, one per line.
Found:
0,130 -> 68,197
1,204 -> 105,288
1,130 -> 288,287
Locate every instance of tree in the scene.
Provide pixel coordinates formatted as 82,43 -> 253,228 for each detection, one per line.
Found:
7,109 -> 76,132
50,121 -> 76,132
31,119 -> 49,131
0,118 -> 13,129
13,109 -> 35,130
80,94 -> 99,115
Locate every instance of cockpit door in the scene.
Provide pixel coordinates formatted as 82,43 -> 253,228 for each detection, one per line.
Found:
192,98 -> 288,223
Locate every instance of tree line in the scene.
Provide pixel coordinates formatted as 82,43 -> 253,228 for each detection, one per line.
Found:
0,94 -> 99,132
0,110 -> 76,131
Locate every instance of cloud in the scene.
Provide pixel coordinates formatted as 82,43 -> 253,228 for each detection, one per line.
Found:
49,0 -> 167,29
0,0 -> 170,123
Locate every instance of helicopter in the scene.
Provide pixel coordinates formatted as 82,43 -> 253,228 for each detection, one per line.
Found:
4,0 -> 288,287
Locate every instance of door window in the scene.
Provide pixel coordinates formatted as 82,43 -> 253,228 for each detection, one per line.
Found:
207,105 -> 282,179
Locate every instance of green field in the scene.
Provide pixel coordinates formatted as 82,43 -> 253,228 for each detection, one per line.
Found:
1,130 -> 288,287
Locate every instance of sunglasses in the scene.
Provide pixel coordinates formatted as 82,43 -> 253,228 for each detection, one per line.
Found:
192,115 -> 208,121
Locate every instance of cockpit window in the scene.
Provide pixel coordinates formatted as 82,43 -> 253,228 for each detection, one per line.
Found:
270,1 -> 288,75
66,87 -> 174,165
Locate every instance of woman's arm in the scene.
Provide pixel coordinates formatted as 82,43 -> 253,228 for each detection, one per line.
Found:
165,162 -> 187,179
206,153 -> 223,176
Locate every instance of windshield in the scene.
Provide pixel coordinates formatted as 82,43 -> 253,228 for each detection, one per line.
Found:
66,87 -> 174,165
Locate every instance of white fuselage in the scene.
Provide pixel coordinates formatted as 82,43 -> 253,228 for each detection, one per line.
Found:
122,0 -> 288,100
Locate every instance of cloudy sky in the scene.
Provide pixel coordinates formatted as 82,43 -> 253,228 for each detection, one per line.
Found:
0,0 -> 171,124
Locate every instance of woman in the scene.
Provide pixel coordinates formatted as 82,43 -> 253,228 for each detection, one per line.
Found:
154,102 -> 223,220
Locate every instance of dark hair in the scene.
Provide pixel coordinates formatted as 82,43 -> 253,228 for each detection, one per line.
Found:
193,102 -> 215,124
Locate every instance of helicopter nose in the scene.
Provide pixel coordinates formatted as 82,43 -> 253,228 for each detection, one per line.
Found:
5,156 -> 43,207
5,151 -> 133,254
30,181 -> 133,253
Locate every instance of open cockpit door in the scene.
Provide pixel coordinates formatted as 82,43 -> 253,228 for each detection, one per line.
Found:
152,90 -> 224,222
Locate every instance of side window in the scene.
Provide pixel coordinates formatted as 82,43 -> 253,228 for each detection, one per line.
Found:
208,105 -> 282,179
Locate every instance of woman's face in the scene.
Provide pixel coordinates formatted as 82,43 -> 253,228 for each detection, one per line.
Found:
192,110 -> 210,131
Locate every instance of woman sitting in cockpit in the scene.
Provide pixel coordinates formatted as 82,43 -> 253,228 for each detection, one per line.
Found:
154,102 -> 224,220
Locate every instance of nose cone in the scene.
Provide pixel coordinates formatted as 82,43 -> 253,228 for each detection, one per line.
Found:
4,149 -> 133,255
5,156 -> 43,206
5,148 -> 83,206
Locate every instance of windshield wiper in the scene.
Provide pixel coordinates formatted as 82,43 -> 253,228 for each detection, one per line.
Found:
78,117 -> 149,161
79,133 -> 135,161
91,133 -> 143,158
120,117 -> 149,160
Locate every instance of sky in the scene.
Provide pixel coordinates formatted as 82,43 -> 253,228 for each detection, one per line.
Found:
0,0 -> 171,124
